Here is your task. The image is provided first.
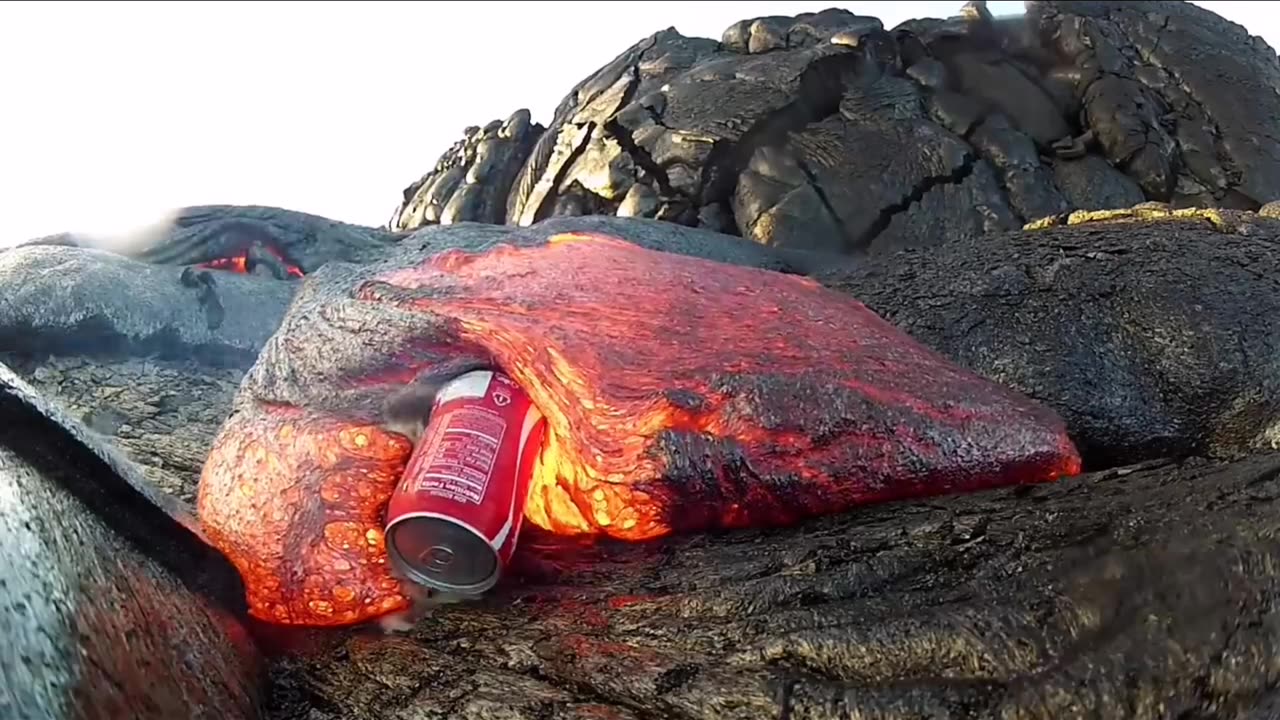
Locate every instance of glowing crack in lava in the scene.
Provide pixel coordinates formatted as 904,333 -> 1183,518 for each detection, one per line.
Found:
198,231 -> 1083,626
198,243 -> 305,278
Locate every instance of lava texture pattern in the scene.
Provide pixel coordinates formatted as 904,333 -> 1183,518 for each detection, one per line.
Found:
199,231 -> 1080,627
388,2 -> 1280,255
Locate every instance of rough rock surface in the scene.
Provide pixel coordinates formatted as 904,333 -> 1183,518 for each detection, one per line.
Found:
0,367 -> 260,720
0,353 -> 243,503
263,453 -> 1280,720
25,205 -> 403,276
8,204 -> 1280,717
391,111 -> 546,229
389,1 -> 1280,255
818,208 -> 1280,468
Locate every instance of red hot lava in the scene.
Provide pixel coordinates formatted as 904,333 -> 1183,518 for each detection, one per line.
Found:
198,232 -> 1082,627
198,244 -> 304,278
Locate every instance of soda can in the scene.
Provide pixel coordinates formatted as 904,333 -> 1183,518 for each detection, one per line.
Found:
384,369 -> 546,595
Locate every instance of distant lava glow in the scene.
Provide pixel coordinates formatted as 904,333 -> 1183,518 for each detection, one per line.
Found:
198,243 -> 304,278
198,231 -> 1082,627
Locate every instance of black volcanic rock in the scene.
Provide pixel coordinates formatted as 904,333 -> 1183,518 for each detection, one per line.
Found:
22,205 -> 403,275
0,244 -> 295,369
390,111 -> 545,229
0,366 -> 260,720
1033,1 -> 1280,207
389,1 -> 1280,255
819,207 -> 1280,467
267,454 -> 1280,720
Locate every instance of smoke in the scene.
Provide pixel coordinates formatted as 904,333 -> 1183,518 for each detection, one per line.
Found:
17,207 -> 185,255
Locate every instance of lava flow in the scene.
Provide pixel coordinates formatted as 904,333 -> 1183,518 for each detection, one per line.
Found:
198,243 -> 305,278
198,231 -> 1082,627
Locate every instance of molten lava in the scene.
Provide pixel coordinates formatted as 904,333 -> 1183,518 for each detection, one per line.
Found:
199,409 -> 414,625
199,231 -> 1082,626
198,244 -> 305,278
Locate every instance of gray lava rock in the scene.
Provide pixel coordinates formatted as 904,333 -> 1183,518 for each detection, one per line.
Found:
387,1 -> 1280,256
818,208 -> 1280,467
268,454 -> 1280,719
0,365 -> 260,719
0,353 -> 244,504
1033,1 -> 1280,207
1051,153 -> 1147,211
22,205 -> 401,275
390,110 -> 545,230
0,245 -> 295,368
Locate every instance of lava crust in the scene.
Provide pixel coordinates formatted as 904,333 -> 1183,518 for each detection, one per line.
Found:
198,231 -> 1080,627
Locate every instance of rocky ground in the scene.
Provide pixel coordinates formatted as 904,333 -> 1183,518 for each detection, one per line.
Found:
387,1 -> 1280,252
4,2 -> 1280,719
266,453 -> 1280,720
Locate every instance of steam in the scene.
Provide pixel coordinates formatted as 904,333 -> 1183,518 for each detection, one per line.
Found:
34,207 -> 185,255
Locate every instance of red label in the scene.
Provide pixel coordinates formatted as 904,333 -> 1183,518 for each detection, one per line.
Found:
387,370 -> 545,553
412,407 -> 507,504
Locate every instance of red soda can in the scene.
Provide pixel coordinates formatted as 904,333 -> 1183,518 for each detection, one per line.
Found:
384,369 -> 546,595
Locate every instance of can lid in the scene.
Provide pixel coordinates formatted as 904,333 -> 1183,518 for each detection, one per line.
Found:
387,517 -> 499,594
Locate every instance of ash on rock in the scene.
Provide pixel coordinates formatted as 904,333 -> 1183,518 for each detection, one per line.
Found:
3,2 -> 1280,720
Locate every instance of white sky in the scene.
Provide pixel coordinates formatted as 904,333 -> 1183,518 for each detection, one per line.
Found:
0,1 -> 1272,247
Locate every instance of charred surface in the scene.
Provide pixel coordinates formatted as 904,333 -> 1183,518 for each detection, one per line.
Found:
819,207 -> 1280,468
266,454 -> 1280,720
22,205 -> 401,276
387,1 -> 1280,255
0,366 -> 261,719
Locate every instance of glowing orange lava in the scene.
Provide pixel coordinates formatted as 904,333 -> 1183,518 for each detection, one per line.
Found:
198,244 -> 305,278
199,231 -> 1082,627
199,410 -> 414,625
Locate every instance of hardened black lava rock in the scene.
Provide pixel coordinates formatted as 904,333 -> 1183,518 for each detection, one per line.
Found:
9,206 -> 1280,719
0,366 -> 261,720
817,207 -> 1280,468
388,1 -> 1280,257
264,453 -> 1280,720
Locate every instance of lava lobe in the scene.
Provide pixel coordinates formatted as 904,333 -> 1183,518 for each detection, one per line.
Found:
198,231 -> 1082,626
199,242 -> 305,279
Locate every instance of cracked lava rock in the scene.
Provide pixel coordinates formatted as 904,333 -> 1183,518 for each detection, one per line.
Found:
198,231 -> 1081,627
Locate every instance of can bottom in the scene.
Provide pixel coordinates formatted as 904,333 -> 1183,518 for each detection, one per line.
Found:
386,516 -> 500,595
